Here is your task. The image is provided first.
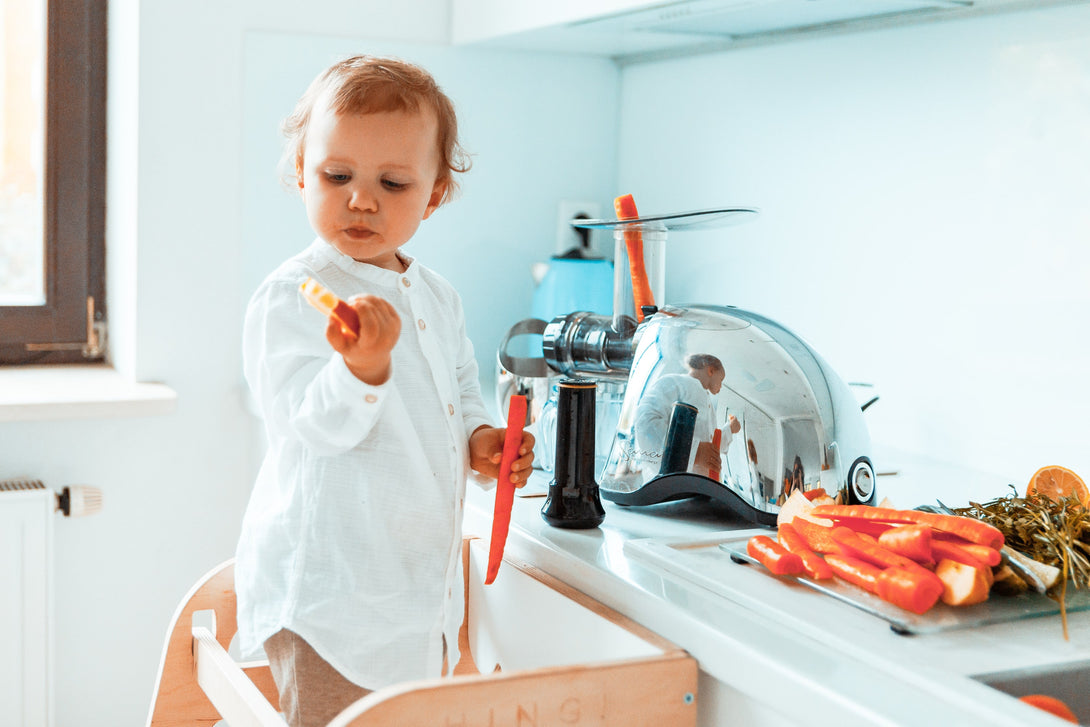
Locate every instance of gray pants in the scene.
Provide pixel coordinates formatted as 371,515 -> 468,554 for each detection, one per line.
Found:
264,629 -> 372,727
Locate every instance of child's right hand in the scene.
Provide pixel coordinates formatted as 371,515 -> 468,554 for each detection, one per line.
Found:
327,294 -> 401,385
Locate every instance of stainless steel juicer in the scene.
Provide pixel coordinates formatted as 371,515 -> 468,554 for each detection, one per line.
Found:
499,207 -> 875,525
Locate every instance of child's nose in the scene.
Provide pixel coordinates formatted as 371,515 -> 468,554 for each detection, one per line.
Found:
348,186 -> 377,212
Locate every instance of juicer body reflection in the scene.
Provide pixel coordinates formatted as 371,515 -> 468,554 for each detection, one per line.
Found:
546,305 -> 875,525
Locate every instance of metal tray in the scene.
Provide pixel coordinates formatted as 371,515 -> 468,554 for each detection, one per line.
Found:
626,530 -> 1090,635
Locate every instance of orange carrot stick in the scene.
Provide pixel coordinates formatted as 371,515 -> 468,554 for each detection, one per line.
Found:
485,395 -> 528,585
300,277 -> 360,339
614,194 -> 655,321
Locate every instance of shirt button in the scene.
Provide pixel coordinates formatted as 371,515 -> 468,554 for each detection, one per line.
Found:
401,277 -> 411,288
365,394 -> 378,404
417,319 -> 426,330
447,404 -> 454,415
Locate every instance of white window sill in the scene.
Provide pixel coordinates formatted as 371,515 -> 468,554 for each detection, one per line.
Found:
0,364 -> 177,422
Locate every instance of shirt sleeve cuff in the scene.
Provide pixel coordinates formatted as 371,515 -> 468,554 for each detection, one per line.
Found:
332,352 -> 387,405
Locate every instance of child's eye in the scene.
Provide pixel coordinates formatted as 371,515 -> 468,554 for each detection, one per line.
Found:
382,179 -> 407,191
325,172 -> 351,183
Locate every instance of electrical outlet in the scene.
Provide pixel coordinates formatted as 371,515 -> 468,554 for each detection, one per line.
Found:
556,200 -> 602,256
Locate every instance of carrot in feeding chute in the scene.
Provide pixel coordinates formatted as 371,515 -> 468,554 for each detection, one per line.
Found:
485,395 -> 528,585
614,194 -> 655,321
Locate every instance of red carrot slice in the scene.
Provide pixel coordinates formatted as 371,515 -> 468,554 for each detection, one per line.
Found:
931,540 -> 989,571
791,518 -> 841,555
777,523 -> 833,580
832,526 -> 919,571
614,194 -> 655,321
823,515 -> 895,538
958,543 -> 1001,567
485,395 -> 528,585
877,524 -> 934,565
876,567 -> 944,615
825,553 -> 882,593
810,504 -> 1004,550
747,535 -> 804,576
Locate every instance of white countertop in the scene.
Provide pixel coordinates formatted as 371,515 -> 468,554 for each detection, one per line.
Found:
464,446 -> 1090,726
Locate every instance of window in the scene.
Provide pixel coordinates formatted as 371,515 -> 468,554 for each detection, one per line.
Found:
0,0 -> 106,365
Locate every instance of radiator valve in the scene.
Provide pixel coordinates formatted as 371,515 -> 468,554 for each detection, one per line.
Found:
56,485 -> 104,517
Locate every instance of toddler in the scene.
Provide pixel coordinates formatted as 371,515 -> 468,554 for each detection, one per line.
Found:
235,55 -> 534,727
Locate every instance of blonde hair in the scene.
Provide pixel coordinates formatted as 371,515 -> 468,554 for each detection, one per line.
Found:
281,55 -> 471,204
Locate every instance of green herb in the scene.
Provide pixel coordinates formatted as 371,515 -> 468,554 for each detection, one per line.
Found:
953,485 -> 1090,639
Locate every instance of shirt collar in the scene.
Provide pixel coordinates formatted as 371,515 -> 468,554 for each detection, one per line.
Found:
309,238 -> 420,287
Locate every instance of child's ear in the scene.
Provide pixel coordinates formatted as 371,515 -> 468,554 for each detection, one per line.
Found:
296,159 -> 305,192
422,180 -> 448,220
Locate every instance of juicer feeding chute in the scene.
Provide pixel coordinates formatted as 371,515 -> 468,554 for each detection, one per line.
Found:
498,206 -> 875,525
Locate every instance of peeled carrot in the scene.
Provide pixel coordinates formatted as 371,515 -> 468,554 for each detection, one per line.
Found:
747,535 -> 804,576
931,540 -> 990,572
958,543 -> 1001,567
876,567 -> 944,615
877,524 -> 934,565
614,194 -> 655,321
811,504 -> 1004,550
791,518 -> 841,555
777,523 -> 833,580
485,395 -> 529,585
929,533 -> 1002,567
300,277 -> 360,339
832,526 -> 919,571
824,553 -> 882,593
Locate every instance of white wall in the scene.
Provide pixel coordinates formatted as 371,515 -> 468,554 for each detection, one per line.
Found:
617,3 -> 1090,486
0,3 -> 618,726
240,33 -> 621,400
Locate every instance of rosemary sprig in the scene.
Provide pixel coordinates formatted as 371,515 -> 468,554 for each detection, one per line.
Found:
953,485 -> 1090,638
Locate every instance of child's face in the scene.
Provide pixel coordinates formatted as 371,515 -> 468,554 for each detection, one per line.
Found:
299,102 -> 446,271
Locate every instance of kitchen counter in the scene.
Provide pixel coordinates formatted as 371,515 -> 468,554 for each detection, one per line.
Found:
463,446 -> 1090,726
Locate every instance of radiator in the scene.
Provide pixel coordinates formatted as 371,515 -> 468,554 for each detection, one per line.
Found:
1,480 -> 54,727
1,480 -> 101,727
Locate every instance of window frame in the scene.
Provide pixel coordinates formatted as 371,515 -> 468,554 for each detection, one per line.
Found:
0,0 -> 107,365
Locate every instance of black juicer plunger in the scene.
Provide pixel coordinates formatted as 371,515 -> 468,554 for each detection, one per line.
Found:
541,379 -> 605,529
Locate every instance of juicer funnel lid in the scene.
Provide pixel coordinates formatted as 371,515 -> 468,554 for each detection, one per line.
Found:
573,206 -> 759,231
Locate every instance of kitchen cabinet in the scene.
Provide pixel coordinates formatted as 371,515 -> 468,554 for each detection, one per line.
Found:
452,0 -> 1084,62
464,446 -> 1090,726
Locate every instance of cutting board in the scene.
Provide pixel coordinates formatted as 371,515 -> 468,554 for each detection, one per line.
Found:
625,530 -> 1090,635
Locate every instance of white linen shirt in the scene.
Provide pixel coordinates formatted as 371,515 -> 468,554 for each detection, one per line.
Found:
235,239 -> 493,690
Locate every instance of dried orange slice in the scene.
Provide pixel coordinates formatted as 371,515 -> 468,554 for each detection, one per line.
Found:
1026,465 -> 1088,506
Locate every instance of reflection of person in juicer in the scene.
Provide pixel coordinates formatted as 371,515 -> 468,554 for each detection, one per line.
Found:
634,353 -> 741,478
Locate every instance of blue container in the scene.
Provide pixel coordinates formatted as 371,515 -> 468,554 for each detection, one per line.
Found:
530,257 -> 614,322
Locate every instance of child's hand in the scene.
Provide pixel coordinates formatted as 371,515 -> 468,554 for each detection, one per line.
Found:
469,426 -> 535,486
327,294 -> 401,385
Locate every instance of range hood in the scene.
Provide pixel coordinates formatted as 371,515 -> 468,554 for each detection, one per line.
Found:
454,0 -> 995,61
573,0 -> 973,40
